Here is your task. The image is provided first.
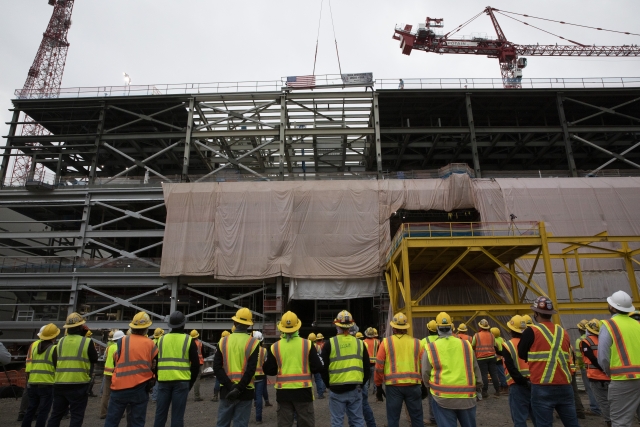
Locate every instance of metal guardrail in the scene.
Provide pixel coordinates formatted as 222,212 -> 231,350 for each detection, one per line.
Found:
0,257 -> 161,273
378,77 -> 640,90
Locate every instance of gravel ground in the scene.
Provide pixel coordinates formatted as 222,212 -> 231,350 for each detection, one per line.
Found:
1,377 -> 621,427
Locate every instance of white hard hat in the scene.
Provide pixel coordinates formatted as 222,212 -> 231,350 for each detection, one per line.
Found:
37,325 -> 46,338
607,290 -> 636,313
252,331 -> 264,342
112,331 -> 125,341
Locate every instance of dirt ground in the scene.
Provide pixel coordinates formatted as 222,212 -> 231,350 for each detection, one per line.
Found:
1,377 -> 622,426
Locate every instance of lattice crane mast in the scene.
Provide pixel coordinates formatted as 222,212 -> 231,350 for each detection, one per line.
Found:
393,6 -> 640,89
9,0 -> 75,186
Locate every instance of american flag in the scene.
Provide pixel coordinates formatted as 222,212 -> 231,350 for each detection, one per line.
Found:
286,75 -> 316,88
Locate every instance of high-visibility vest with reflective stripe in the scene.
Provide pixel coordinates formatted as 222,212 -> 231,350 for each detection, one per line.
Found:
426,337 -> 476,399
195,340 -> 204,365
25,340 -> 39,373
54,335 -> 91,384
157,333 -> 192,381
473,330 -> 496,359
457,333 -> 472,343
271,337 -> 312,389
329,335 -> 364,386
502,338 -> 530,386
363,338 -> 379,365
495,337 -> 505,361
255,346 -> 267,377
221,333 -> 259,389
112,334 -> 158,390
28,343 -> 56,385
104,343 -> 117,377
420,335 -> 438,351
580,336 -> 610,382
528,323 -> 572,385
380,335 -> 422,386
601,315 -> 640,381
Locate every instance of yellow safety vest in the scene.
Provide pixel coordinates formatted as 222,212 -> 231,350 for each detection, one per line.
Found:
54,335 -> 91,384
271,337 -> 312,389
495,337 -> 504,361
381,335 -> 422,386
221,333 -> 259,389
426,337 -> 476,399
329,335 -> 364,386
104,343 -> 118,377
25,340 -> 39,374
601,315 -> 640,380
157,333 -> 192,381
420,335 -> 438,350
28,343 -> 56,385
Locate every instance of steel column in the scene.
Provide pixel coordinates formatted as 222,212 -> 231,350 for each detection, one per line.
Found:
182,98 -> 195,180
89,103 -> 106,184
373,92 -> 383,176
556,93 -> 578,177
0,110 -> 21,188
465,93 -> 482,178
279,95 -> 286,180
539,222 -> 560,323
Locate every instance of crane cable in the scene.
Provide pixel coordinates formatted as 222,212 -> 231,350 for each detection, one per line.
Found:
494,11 -> 587,46
328,0 -> 343,75
443,10 -> 485,39
312,0 -> 324,76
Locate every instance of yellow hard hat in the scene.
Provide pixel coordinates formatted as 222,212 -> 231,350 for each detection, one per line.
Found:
334,310 -> 355,328
190,330 -> 200,338
436,312 -> 452,327
356,332 -> 364,339
308,333 -> 317,342
365,327 -> 377,338
390,312 -> 410,330
232,307 -> 254,326
585,318 -> 601,335
522,314 -> 533,326
478,319 -> 491,330
126,329 -> 132,336
457,323 -> 468,332
231,325 -> 236,333
316,333 -> 325,340
577,319 -> 589,331
153,328 -> 164,338
507,315 -> 526,334
63,312 -> 86,329
490,327 -> 500,338
278,311 -> 302,333
108,330 -> 114,340
373,328 -> 378,336
427,320 -> 437,332
85,330 -> 93,338
221,330 -> 230,338
130,312 -> 153,329
39,323 -> 60,341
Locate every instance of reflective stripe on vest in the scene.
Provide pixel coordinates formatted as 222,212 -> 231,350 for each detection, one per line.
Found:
601,316 -> 640,380
473,331 -> 496,359
528,324 -> 572,385
382,335 -> 422,385
495,337 -> 504,361
28,343 -> 56,385
364,338 -> 379,365
157,333 -> 192,381
427,337 -> 476,398
329,335 -> 364,386
112,335 -> 158,390
25,341 -> 39,374
104,344 -> 117,376
457,334 -> 472,343
255,347 -> 266,377
221,333 -> 259,388
54,335 -> 91,384
195,340 -> 204,365
502,338 -> 530,385
272,337 -> 312,389
582,336 -> 610,382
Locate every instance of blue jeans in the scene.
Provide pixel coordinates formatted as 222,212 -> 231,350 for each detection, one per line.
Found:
46,384 -> 89,427
22,385 -> 54,427
104,382 -> 149,427
329,388 -> 364,427
385,385 -> 423,427
216,398 -> 252,427
153,381 -> 190,427
580,367 -> 601,414
530,384 -> 580,427
314,372 -> 326,397
362,381 -> 376,427
369,366 -> 377,394
254,380 -> 266,422
496,361 -> 508,387
214,378 -> 220,394
432,398 -> 476,427
151,382 -> 159,401
509,384 -> 536,427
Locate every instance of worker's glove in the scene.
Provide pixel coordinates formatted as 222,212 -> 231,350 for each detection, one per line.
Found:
226,386 -> 241,401
475,384 -> 483,401
421,383 -> 429,400
376,386 -> 385,402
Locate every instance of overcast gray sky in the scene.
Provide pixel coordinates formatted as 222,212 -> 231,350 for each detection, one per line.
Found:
2,0 -> 640,145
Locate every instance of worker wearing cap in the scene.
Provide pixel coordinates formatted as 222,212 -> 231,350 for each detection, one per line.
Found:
313,333 -> 327,399
189,330 -> 204,402
472,319 -> 500,398
100,330 -> 124,419
17,326 -> 45,422
578,319 -> 611,426
375,312 -> 424,427
319,311 -> 370,427
105,312 -> 158,427
517,296 -> 580,427
491,327 -> 509,392
252,331 -> 271,425
575,319 -> 601,417
457,324 -> 472,343
422,312 -> 482,427
46,313 -> 98,427
212,330 -> 230,402
214,308 -> 261,427
153,311 -> 200,427
363,327 -> 380,397
21,323 -> 59,427
497,315 -> 535,427
598,291 -> 640,426
263,311 -> 323,427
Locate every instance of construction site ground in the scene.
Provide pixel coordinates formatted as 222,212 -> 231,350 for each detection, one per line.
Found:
0,376 -> 614,426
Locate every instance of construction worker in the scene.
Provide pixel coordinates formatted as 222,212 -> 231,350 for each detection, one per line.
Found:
212,330 -> 231,402
457,323 -> 472,342
105,312 -> 158,427
628,310 -> 640,424
497,315 -> 534,427
598,291 -> 640,426
313,333 -> 327,399
46,313 -> 98,427
375,312 -> 424,427
363,327 -> 380,396
262,311 -> 322,427
472,319 -> 500,398
153,311 -> 200,427
420,320 -> 438,349
517,296 -> 580,427
100,331 -> 116,398
575,319 -> 601,417
150,328 -> 164,403
189,330 -> 204,402
100,330 -> 123,419
214,308 -> 261,427
579,319 -> 611,426
252,331 -> 271,425
319,311 -> 370,427
84,329 -> 98,398
522,315 -> 534,327
491,327 -> 509,392
422,312 -> 482,427
21,323 -> 59,427
18,325 -> 45,422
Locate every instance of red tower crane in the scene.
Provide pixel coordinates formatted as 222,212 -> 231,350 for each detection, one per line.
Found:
9,0 -> 75,186
393,6 -> 640,89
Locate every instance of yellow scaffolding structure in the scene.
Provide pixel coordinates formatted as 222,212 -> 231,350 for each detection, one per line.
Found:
384,221 -> 640,334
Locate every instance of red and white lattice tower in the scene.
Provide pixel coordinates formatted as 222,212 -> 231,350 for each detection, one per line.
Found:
9,0 -> 75,186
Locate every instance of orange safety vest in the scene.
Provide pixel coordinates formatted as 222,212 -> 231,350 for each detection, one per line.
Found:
256,346 -> 266,376
528,322 -> 572,385
364,338 -> 379,365
379,335 -> 422,385
502,337 -> 530,386
195,340 -> 204,365
111,334 -> 158,390
581,336 -> 610,382
473,330 -> 496,359
315,341 -> 324,353
457,333 -> 472,343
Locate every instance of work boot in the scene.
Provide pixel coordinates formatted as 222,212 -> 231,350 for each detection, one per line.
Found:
481,391 -> 488,399
605,422 -> 611,427
17,413 -> 25,422
211,393 -> 219,402
264,401 -> 272,407
494,390 -> 501,398
194,397 -> 203,402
